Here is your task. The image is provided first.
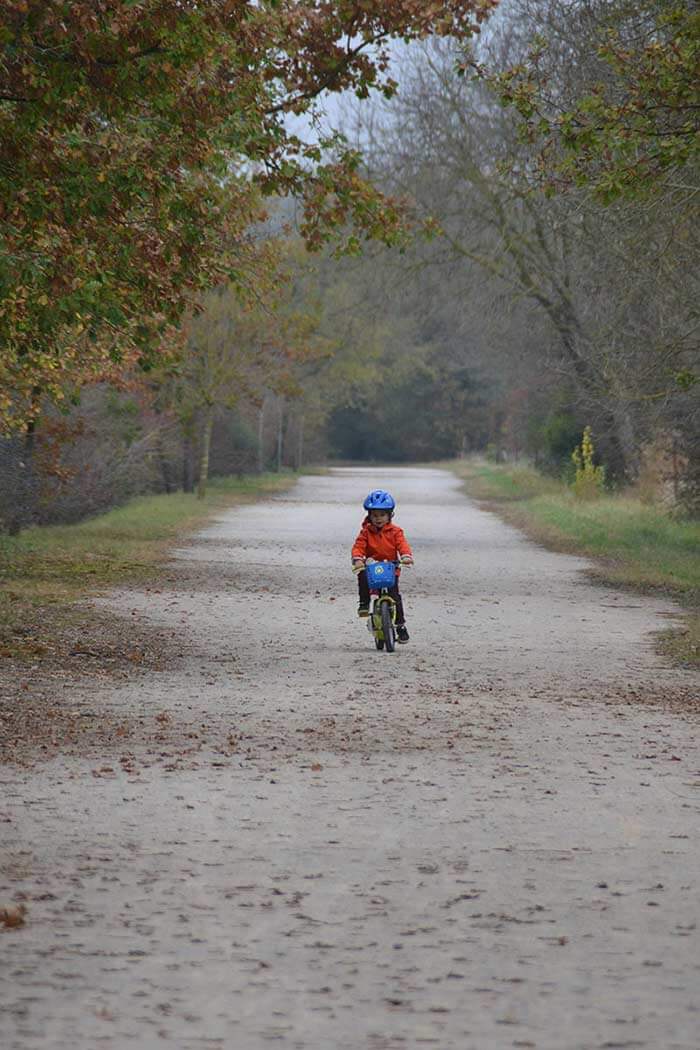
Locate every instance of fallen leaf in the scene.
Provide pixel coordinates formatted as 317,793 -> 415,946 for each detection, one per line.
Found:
0,903 -> 27,928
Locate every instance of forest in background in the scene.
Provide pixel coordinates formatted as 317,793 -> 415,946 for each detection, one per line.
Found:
1,0 -> 698,532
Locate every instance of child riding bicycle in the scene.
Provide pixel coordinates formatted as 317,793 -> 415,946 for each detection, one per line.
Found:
351,489 -> 413,644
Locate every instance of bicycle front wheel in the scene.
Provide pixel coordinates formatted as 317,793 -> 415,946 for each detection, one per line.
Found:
380,600 -> 395,653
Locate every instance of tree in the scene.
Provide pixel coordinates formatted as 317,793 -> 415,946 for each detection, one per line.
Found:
484,0 -> 700,201
290,233 -> 509,463
0,0 -> 499,432
165,246 -> 327,497
372,10 -> 698,481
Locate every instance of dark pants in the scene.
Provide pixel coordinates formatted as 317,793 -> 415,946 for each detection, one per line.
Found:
357,570 -> 406,625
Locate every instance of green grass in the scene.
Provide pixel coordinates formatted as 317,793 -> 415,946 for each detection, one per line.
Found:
0,472 -> 297,643
450,458 -> 700,666
522,495 -> 698,594
456,463 -> 561,502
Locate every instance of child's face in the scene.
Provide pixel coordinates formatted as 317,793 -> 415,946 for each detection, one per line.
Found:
369,509 -> 390,527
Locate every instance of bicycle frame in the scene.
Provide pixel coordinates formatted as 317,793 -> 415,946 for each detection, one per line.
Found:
364,560 -> 399,653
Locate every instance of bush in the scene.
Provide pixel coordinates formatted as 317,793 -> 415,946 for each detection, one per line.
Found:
571,426 -> 606,500
532,409 -> 582,475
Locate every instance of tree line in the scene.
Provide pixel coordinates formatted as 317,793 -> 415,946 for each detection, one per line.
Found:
1,0 -> 697,530
0,0 -> 495,528
323,0 -> 698,499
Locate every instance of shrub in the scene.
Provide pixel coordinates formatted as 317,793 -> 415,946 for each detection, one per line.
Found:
571,426 -> 606,500
535,409 -> 582,475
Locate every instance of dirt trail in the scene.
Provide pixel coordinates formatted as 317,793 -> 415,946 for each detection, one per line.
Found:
2,467 -> 699,1050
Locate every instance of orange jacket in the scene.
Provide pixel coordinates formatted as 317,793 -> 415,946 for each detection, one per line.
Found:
351,517 -> 413,563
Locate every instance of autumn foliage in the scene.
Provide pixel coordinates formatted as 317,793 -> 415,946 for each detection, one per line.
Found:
0,0 -> 497,431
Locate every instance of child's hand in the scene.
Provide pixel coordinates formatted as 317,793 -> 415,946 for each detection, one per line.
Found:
351,558 -> 366,574
400,555 -> 414,566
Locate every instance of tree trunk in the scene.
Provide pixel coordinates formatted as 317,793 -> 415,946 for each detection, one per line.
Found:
296,414 -> 304,471
276,399 -> 284,473
197,406 -> 213,500
156,431 -> 173,493
611,403 -> 639,481
552,308 -> 633,482
9,415 -> 40,532
257,398 -> 266,474
182,432 -> 195,492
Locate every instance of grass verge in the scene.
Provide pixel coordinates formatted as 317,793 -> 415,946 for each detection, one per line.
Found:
0,472 -> 298,652
449,459 -> 700,668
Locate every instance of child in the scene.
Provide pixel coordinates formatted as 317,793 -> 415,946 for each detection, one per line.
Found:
351,489 -> 413,643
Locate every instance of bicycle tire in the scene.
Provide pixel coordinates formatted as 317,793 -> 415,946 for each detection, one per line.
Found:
381,600 -> 395,653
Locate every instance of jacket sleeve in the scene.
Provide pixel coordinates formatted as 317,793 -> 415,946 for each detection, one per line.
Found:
351,527 -> 368,559
393,527 -> 412,558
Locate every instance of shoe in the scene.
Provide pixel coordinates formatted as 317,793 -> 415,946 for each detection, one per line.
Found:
357,603 -> 370,618
396,624 -> 409,644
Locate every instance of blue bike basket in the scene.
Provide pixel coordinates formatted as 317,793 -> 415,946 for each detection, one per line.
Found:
365,561 -> 396,589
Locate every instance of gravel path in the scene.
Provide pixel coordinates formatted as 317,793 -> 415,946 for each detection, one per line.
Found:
2,466 -> 699,1049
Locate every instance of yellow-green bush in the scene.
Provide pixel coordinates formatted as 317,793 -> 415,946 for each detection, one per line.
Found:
571,427 -> 606,500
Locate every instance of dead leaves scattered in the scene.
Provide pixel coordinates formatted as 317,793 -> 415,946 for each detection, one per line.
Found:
0,902 -> 27,928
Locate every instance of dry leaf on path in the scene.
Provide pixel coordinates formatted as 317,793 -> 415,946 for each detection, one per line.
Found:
1,903 -> 27,928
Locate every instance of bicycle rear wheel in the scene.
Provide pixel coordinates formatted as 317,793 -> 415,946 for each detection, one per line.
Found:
380,600 -> 395,653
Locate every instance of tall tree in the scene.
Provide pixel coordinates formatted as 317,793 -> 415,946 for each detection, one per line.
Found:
373,5 -> 698,479
166,251 -> 326,497
0,0 -> 498,432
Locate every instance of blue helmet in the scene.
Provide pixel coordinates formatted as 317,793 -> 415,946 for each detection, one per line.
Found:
363,489 -> 395,512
